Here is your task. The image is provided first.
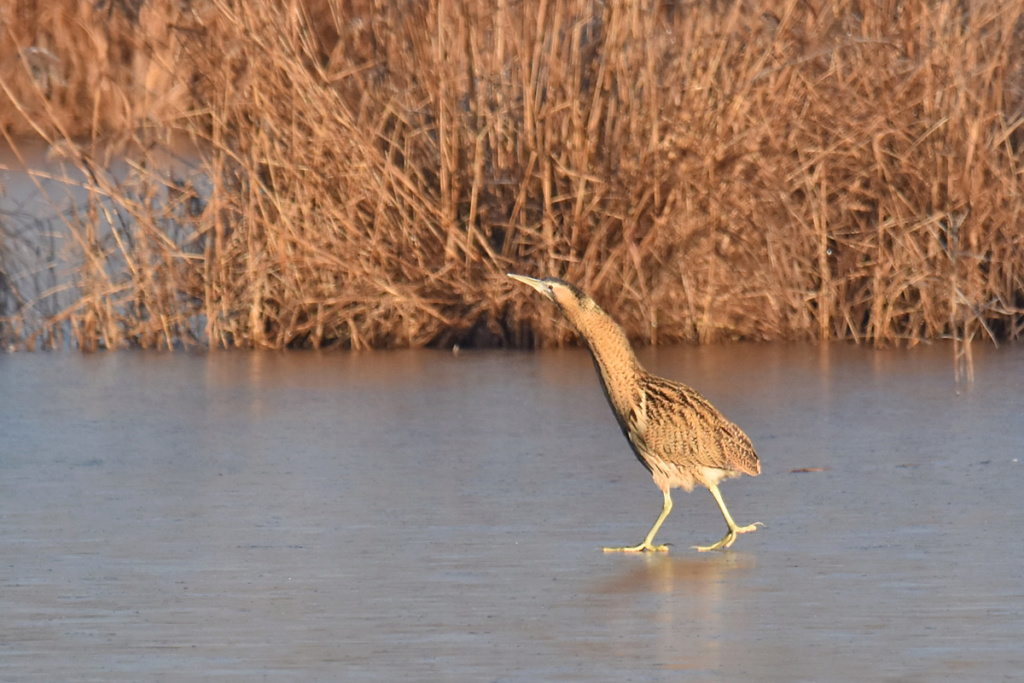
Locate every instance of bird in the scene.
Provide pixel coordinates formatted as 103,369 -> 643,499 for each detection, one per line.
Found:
508,273 -> 761,552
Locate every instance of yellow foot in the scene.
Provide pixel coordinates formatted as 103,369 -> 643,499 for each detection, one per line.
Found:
693,522 -> 763,552
603,543 -> 669,553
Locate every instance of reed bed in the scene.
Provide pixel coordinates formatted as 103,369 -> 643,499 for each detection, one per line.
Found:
1,0 -> 1023,362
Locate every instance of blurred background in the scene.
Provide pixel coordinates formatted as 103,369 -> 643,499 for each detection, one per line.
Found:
1,0 -> 1021,356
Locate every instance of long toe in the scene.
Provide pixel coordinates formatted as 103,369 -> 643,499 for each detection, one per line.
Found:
603,543 -> 669,553
694,522 -> 763,552
693,531 -> 736,552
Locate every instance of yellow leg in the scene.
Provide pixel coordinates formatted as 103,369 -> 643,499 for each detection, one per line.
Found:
604,489 -> 672,553
694,483 -> 762,552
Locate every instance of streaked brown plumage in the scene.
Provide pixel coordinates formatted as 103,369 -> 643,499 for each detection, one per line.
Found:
509,273 -> 762,552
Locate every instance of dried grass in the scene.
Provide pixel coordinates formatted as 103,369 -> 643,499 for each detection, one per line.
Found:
1,0 -> 1023,360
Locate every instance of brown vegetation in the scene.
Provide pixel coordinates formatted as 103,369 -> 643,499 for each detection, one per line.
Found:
1,0 -> 1023,363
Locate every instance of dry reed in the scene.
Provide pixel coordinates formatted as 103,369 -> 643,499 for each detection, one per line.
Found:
1,0 -> 1023,363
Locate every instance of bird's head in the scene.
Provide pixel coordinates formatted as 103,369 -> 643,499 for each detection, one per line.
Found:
507,273 -> 589,311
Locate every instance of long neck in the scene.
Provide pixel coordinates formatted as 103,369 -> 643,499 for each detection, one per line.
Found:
560,302 -> 644,417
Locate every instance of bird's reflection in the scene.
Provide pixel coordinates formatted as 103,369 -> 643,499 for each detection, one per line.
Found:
576,552 -> 757,670
593,551 -> 755,596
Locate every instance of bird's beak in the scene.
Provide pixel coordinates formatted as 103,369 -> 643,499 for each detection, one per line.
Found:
507,273 -> 553,300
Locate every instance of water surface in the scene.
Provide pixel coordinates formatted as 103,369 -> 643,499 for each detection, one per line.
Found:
1,344 -> 1022,681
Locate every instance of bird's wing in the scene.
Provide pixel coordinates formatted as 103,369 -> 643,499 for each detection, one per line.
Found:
634,378 -> 760,477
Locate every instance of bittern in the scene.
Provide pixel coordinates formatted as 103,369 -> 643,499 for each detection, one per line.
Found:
509,273 -> 761,552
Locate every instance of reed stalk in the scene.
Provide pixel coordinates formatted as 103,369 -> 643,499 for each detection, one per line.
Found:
0,0 -> 1021,353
